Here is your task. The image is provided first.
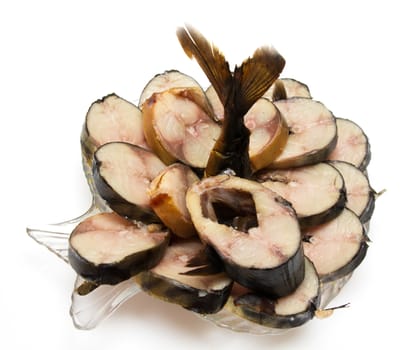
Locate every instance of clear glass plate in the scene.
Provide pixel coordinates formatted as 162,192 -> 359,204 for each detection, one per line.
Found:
26,196 -> 351,334
26,147 -> 355,334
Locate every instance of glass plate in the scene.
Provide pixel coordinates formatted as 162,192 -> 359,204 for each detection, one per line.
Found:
27,196 -> 351,334
26,147 -> 354,334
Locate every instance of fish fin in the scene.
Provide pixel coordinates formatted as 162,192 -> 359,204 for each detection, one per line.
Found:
182,246 -> 224,275
185,249 -> 209,267
315,303 -> 350,319
76,280 -> 99,296
233,46 -> 285,113
272,79 -> 287,101
180,264 -> 224,276
176,24 -> 232,105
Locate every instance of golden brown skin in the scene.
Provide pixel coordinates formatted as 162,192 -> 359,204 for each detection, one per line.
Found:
142,87 -> 220,168
149,163 -> 199,238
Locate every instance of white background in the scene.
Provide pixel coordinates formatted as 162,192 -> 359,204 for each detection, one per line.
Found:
1,1 -> 407,349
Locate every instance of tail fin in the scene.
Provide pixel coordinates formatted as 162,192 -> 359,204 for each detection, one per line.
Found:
177,24 -> 285,114
233,46 -> 285,113
177,25 -> 286,178
176,24 -> 232,106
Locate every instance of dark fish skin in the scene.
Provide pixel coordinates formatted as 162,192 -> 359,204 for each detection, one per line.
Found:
68,233 -> 170,286
176,25 -> 285,178
359,192 -> 376,224
136,271 -> 232,314
359,144 -> 371,171
223,244 -> 305,298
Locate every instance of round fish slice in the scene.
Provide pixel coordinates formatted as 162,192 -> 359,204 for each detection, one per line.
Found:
303,208 -> 368,282
69,212 -> 169,285
328,118 -> 371,171
93,142 -> 166,222
186,175 -> 304,298
259,162 -> 346,228
271,98 -> 337,168
136,239 -> 233,314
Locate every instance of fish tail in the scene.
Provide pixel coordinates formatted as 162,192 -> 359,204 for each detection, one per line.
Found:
176,24 -> 232,106
232,46 -> 286,115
